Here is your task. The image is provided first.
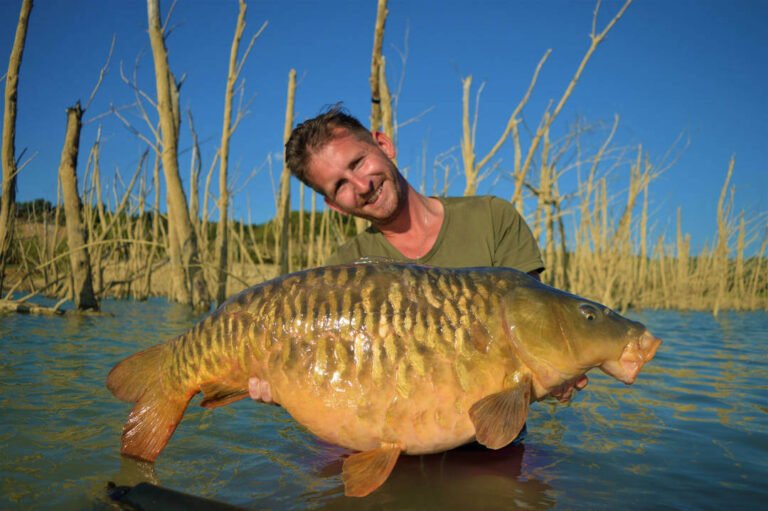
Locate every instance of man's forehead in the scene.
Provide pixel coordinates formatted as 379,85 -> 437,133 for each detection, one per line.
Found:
308,128 -> 359,156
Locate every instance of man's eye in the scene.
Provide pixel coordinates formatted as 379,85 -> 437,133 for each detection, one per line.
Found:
334,180 -> 348,197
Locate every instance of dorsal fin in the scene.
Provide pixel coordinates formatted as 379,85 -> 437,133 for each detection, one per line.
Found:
351,256 -> 402,265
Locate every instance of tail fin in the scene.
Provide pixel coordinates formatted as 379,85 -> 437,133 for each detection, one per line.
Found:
107,345 -> 192,462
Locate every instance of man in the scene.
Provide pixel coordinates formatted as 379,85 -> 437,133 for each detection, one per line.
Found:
248,106 -> 587,419
284,107 -> 544,274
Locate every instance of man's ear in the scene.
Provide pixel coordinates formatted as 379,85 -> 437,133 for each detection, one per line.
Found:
373,131 -> 396,160
324,196 -> 348,216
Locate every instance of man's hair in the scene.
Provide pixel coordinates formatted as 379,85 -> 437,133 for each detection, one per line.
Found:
285,104 -> 374,192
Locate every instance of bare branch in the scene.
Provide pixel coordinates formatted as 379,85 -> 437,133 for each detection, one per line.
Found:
396,105 -> 435,129
234,20 -> 269,79
476,49 -> 551,172
161,0 -> 179,34
111,105 -> 158,152
84,34 -> 115,112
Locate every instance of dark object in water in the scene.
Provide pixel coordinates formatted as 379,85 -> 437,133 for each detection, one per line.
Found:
106,481 -> 247,511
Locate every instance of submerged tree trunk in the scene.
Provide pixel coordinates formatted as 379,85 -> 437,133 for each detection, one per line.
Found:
275,69 -> 296,276
147,0 -> 208,309
58,103 -> 99,311
0,0 -> 32,296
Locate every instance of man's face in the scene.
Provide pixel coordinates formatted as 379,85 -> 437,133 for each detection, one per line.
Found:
306,129 -> 405,225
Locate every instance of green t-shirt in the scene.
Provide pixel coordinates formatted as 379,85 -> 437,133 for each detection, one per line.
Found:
325,196 -> 544,272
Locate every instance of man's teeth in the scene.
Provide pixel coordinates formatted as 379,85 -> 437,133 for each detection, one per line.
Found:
366,184 -> 383,204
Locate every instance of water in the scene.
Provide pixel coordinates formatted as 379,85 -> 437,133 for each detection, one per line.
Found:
1,298 -> 766,510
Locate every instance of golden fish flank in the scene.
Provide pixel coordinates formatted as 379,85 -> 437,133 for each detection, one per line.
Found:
107,262 -> 661,498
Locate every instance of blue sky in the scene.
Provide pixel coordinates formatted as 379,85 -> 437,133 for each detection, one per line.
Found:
1,0 -> 766,255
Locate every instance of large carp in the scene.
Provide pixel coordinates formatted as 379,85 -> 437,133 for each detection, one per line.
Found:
107,263 -> 661,497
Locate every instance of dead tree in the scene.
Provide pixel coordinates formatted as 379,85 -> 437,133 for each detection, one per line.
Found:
147,0 -> 209,309
356,0 -> 391,235
275,69 -> 296,276
58,103 -> 99,311
0,0 -> 32,295
215,0 -> 266,303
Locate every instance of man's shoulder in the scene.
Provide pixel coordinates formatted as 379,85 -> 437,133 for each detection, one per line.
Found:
442,194 -> 509,207
441,195 -> 517,219
325,228 -> 390,265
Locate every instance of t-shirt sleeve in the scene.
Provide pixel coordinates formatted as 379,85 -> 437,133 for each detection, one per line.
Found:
489,197 -> 544,273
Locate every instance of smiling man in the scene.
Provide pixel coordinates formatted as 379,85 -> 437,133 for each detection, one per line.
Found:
285,106 -> 545,272
249,105 -> 588,422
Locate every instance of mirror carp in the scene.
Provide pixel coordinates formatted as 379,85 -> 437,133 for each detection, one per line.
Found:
107,262 -> 661,497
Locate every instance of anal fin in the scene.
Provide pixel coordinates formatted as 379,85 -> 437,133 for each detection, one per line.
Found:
342,442 -> 401,497
469,374 -> 531,449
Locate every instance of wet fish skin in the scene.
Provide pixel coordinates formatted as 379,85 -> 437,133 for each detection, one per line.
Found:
107,262 -> 661,496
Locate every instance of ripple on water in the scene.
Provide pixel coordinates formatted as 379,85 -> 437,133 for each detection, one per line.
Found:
1,302 -> 766,510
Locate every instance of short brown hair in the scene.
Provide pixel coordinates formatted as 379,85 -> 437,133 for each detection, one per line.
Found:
284,104 -> 373,192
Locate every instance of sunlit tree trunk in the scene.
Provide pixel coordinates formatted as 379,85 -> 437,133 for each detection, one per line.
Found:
369,0 -> 387,135
307,191 -> 317,268
0,0 -> 32,296
215,0 -> 247,303
358,0 -> 389,235
297,182 -> 305,268
58,103 -> 98,311
147,0 -> 208,309
275,69 -> 296,275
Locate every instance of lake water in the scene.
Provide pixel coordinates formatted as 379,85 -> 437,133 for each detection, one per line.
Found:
1,297 -> 766,510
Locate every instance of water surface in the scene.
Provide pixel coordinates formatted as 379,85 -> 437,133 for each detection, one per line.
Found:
1,298 -> 766,510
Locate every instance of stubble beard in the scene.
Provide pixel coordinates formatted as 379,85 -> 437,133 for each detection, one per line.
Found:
363,166 -> 407,228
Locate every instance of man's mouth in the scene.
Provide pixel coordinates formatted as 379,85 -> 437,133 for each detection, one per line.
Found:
364,182 -> 383,205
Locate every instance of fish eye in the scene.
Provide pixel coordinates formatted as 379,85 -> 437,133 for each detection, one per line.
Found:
579,304 -> 599,321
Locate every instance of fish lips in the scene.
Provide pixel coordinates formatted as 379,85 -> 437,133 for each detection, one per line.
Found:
600,330 -> 662,384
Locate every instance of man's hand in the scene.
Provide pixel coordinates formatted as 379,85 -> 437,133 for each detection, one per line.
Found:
549,375 -> 589,403
248,376 -> 274,404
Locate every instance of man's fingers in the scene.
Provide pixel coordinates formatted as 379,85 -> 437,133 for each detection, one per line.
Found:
550,375 -> 589,403
248,377 -> 261,400
248,376 -> 274,403
258,380 -> 272,402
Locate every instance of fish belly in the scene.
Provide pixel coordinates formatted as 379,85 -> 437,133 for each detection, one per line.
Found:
267,347 -> 514,454
221,264 -> 522,453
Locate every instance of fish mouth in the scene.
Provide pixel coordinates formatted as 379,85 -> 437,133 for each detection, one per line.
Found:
600,330 -> 662,384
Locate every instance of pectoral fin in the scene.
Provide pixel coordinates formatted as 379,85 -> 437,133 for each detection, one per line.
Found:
199,382 -> 248,408
469,374 -> 531,449
341,442 -> 402,497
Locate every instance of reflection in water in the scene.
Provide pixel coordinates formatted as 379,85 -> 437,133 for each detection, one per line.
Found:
113,457 -> 159,488
308,444 -> 553,511
0,301 -> 766,510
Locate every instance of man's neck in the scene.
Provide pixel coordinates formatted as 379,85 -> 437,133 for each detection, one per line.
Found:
374,185 -> 444,259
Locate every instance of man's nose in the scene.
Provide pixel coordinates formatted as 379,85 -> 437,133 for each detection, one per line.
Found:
348,173 -> 373,194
